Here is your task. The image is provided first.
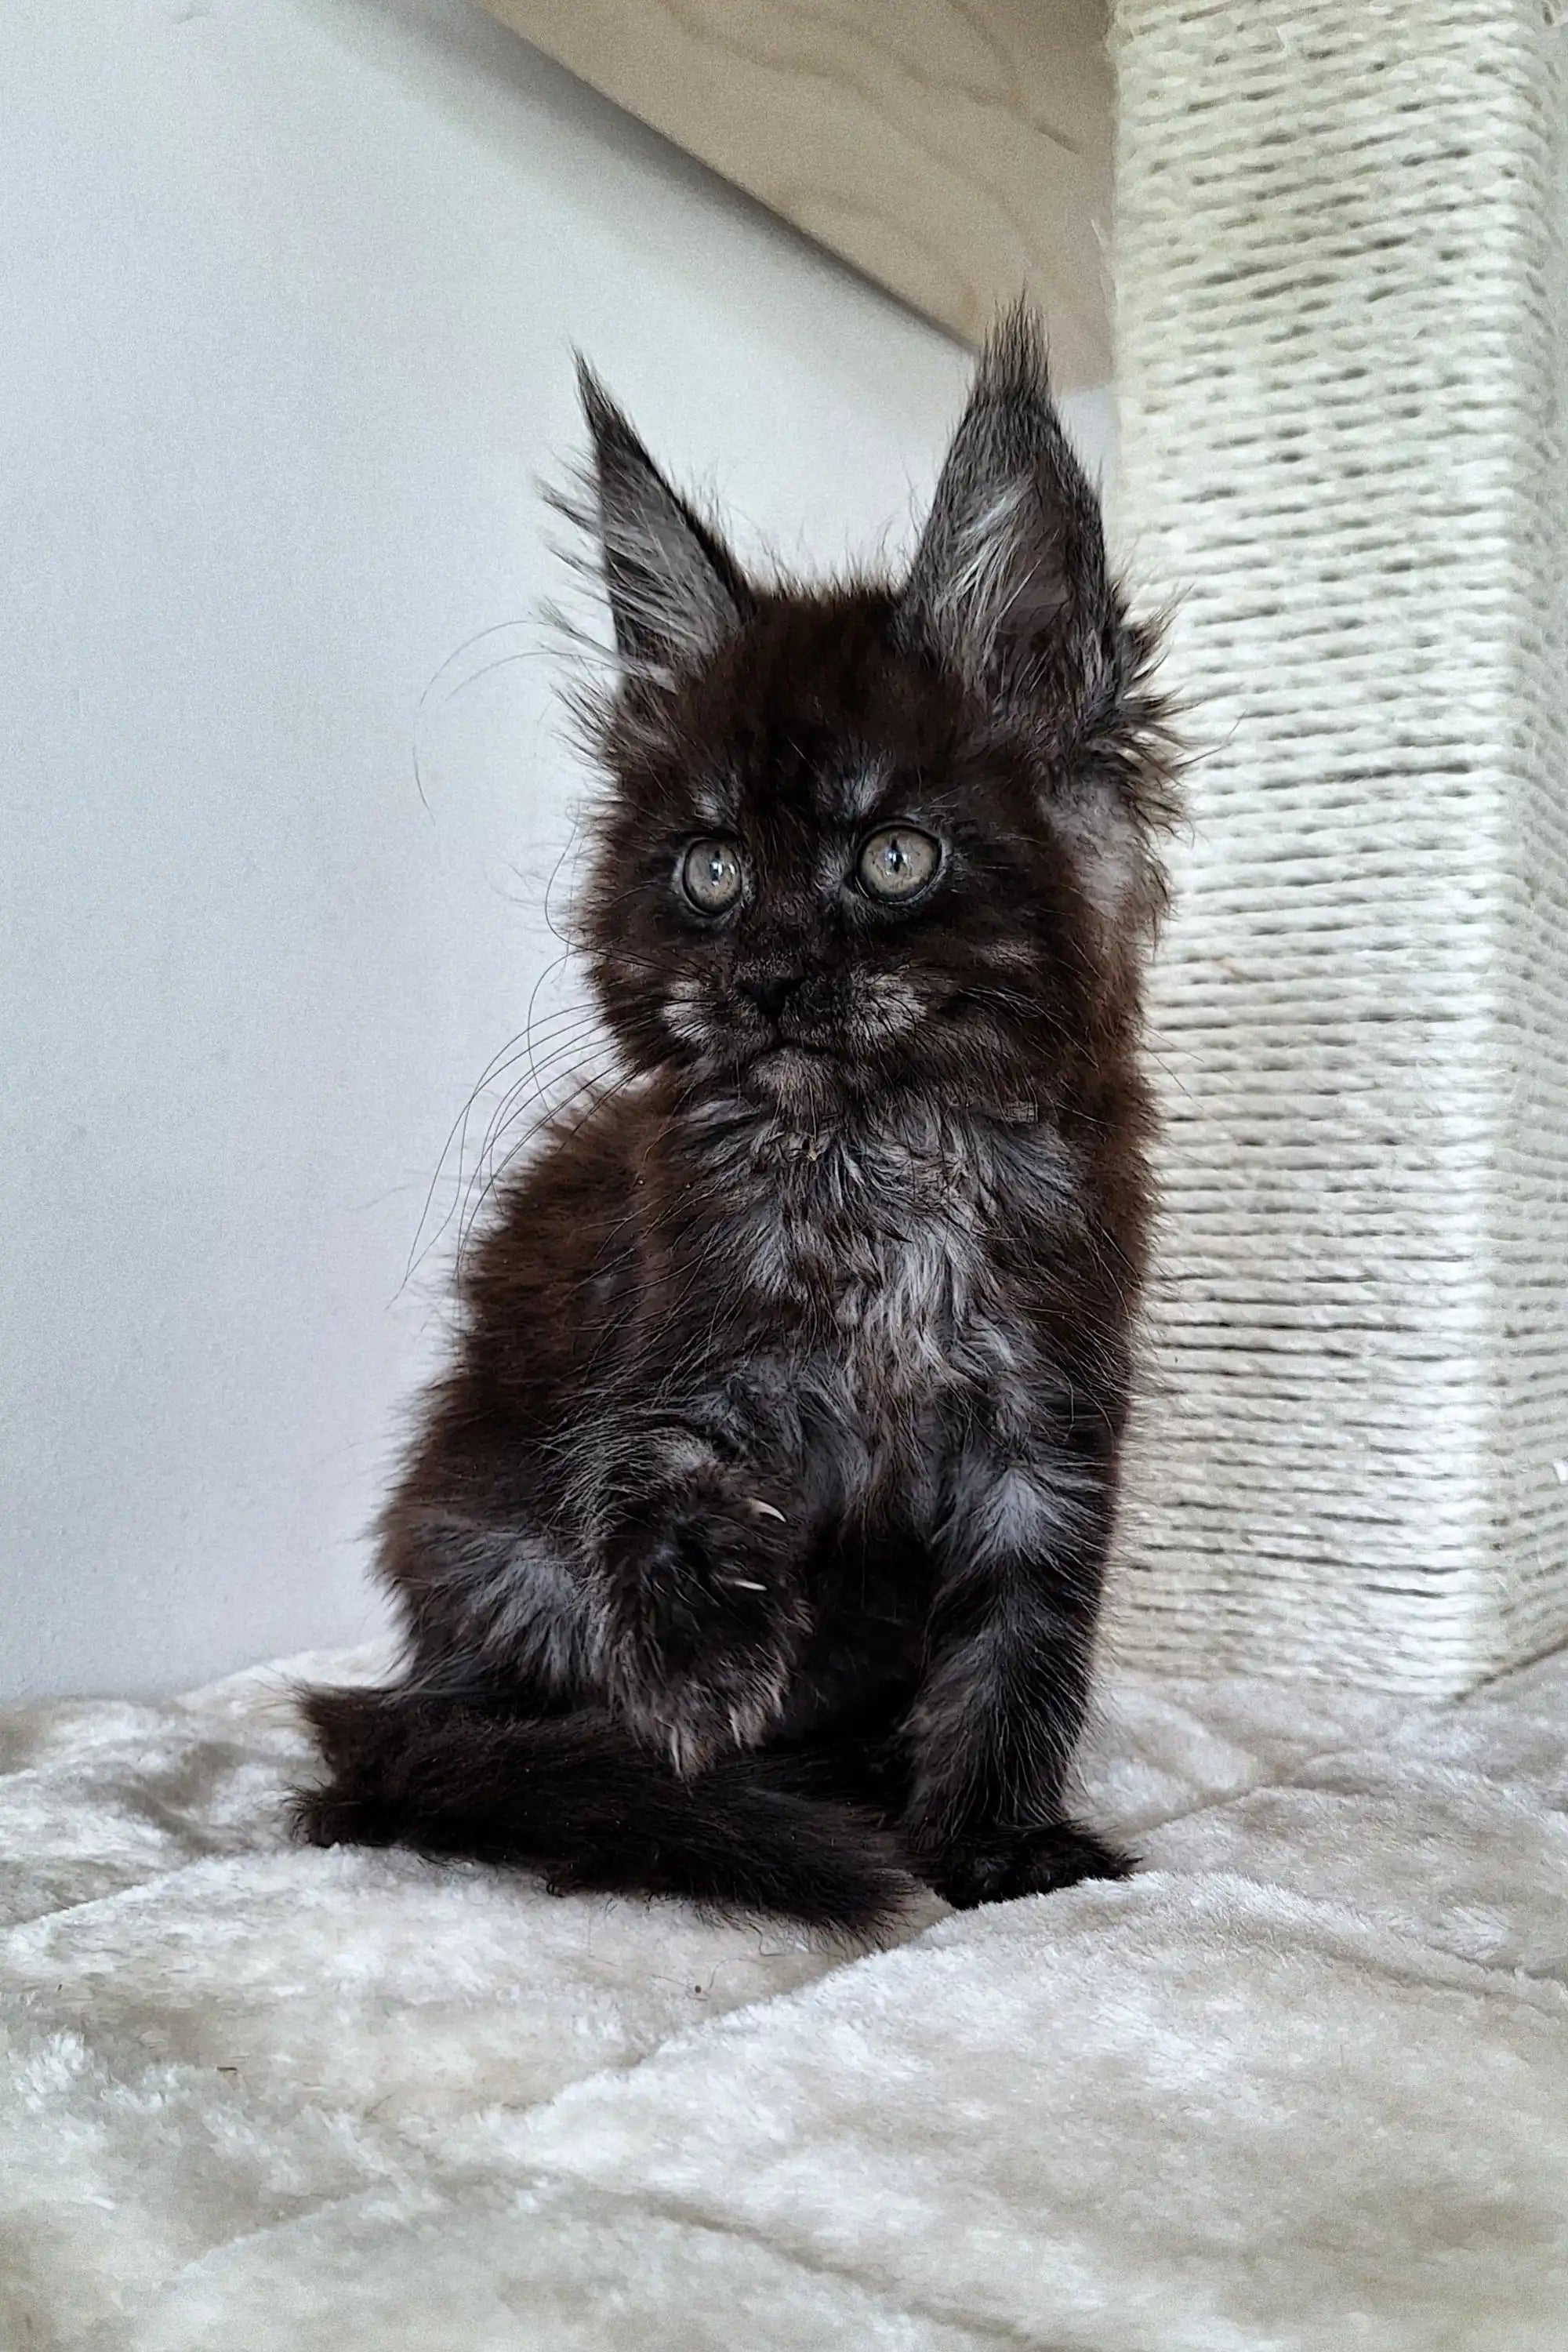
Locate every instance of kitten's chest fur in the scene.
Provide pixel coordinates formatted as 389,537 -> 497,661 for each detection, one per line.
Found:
709,1102 -> 1071,1494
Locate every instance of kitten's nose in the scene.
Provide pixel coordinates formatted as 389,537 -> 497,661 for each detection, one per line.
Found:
738,971 -> 808,1021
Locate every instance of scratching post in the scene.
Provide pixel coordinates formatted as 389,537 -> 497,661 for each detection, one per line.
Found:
1108,0 -> 1568,1693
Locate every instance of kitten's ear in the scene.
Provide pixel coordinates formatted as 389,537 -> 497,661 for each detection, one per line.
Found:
575,361 -> 751,673
899,307 -> 1112,717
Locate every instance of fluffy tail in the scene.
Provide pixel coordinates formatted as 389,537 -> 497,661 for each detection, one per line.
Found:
294,1683 -> 916,1940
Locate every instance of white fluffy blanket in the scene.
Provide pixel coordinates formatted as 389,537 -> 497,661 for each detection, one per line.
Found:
4,1643 -> 1566,2350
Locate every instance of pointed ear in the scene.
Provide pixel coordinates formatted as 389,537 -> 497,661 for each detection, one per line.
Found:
899,308 -> 1112,717
575,361 -> 750,674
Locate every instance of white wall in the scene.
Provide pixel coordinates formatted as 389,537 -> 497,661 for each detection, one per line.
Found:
1,0 -> 1112,1702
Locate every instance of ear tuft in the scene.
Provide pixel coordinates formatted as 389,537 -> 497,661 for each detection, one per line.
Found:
899,304 -> 1113,721
571,360 -> 750,675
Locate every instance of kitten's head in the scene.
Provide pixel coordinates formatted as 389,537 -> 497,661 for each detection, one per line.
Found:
568,310 -> 1175,1127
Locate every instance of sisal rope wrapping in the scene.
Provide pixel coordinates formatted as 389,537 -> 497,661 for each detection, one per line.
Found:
1105,0 -> 1568,1694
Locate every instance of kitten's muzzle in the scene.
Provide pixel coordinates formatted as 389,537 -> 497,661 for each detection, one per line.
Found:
735,971 -> 810,1022
733,968 -> 842,1059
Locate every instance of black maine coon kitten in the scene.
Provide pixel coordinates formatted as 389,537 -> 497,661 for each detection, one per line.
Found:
297,310 -> 1177,1935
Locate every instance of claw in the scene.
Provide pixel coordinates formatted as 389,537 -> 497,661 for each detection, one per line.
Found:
746,1499 -> 786,1524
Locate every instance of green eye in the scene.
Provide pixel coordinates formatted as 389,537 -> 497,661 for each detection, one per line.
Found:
857,826 -> 941,901
681,837 -> 743,913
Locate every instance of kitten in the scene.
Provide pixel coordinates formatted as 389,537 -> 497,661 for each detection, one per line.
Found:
297,310 -> 1176,1936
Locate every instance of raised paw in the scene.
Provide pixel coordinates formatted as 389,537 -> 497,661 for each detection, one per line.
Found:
923,1819 -> 1134,1911
601,1468 -> 807,1775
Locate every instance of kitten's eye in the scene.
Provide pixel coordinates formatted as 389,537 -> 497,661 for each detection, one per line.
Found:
681,837 -> 743,914
857,826 -> 941,901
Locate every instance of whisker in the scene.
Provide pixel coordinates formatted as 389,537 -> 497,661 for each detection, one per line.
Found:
468,1031 -> 612,1189
400,1008 -> 610,1289
411,617 -> 535,813
456,1062 -> 630,1273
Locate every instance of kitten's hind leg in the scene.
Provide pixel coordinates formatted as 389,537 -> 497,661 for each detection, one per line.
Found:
760,1694 -> 914,1826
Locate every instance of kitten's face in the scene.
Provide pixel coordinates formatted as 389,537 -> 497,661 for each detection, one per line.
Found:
586,601 -> 1088,1122
568,310 -> 1169,1127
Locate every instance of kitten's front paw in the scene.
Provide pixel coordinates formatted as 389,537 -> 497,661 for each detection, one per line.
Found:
601,1472 -> 806,1776
924,1820 -> 1134,1911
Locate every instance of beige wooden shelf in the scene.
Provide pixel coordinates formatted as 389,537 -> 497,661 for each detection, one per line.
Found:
479,0 -> 1112,388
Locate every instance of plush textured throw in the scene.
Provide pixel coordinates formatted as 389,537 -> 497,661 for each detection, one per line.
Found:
3,1642 -> 1565,2349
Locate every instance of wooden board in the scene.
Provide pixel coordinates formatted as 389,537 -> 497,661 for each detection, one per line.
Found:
478,0 -> 1113,387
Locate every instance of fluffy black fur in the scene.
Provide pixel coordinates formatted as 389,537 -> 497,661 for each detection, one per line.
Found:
296,310 -> 1176,1936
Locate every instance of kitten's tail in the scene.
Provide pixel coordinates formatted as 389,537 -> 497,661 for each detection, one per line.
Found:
294,1683 -> 915,1940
